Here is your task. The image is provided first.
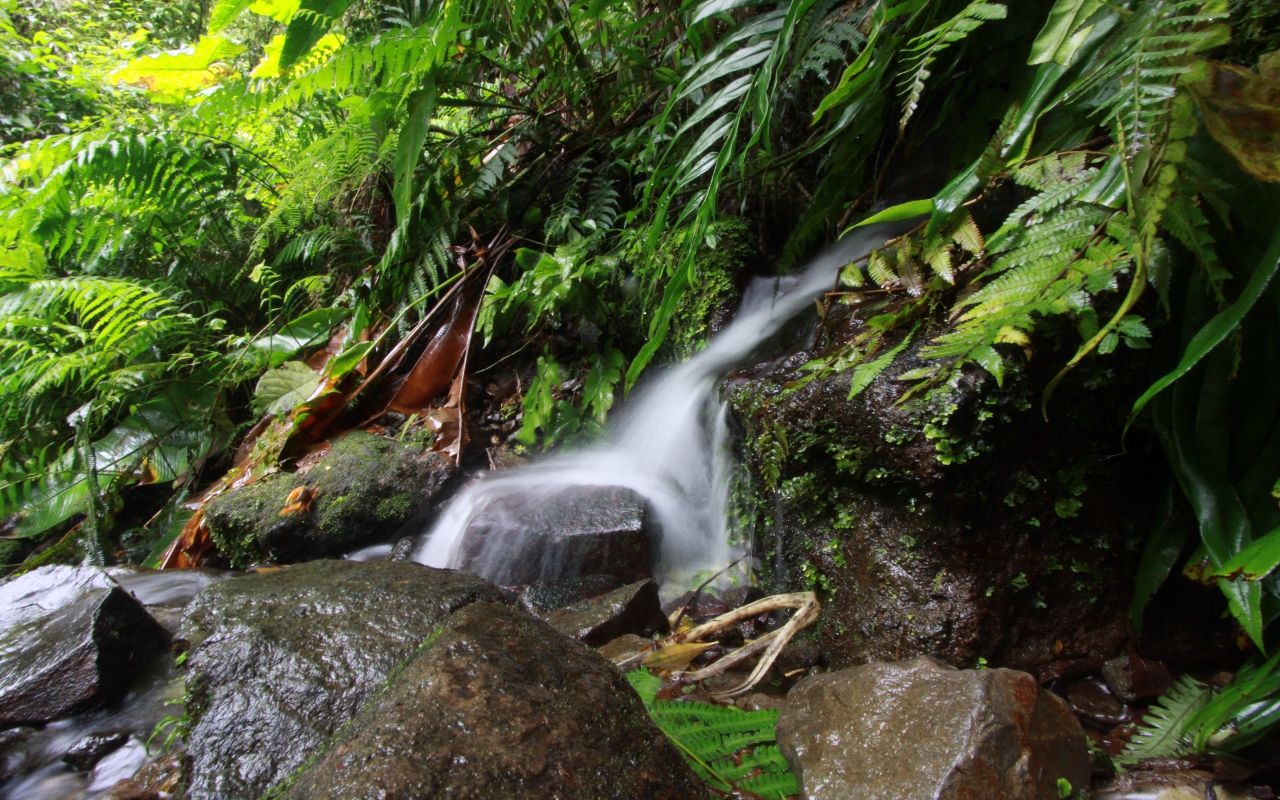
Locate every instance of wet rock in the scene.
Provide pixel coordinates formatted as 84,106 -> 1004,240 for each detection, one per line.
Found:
532,579 -> 670,647
387,533 -> 422,561
722,585 -> 765,609
520,574 -> 623,611
179,559 -> 502,800
204,431 -> 454,566
1102,653 -> 1173,703
457,485 -> 658,585
107,567 -> 234,608
279,602 -> 705,800
597,633 -> 652,664
777,637 -> 822,673
726,303 -> 1159,673
776,656 -> 1090,800
737,693 -> 788,712
0,566 -> 170,727
63,730 -> 131,771
1067,678 -> 1131,726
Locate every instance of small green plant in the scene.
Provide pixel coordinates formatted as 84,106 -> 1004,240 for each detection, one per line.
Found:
625,669 -> 797,799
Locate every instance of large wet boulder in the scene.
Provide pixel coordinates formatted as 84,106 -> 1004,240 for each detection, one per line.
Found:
776,656 -> 1089,799
278,602 -> 705,800
457,484 -> 658,585
530,578 -> 669,646
204,431 -> 454,566
0,566 -> 170,726
726,296 -> 1160,673
178,559 -> 502,800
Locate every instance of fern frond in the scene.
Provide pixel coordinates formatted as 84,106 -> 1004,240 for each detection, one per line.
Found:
1120,675 -> 1212,763
898,1 -> 1008,133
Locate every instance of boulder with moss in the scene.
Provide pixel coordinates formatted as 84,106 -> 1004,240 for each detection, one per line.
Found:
204,431 -> 454,566
725,296 -> 1162,674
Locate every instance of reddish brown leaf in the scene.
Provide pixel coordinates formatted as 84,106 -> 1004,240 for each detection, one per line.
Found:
386,282 -> 484,416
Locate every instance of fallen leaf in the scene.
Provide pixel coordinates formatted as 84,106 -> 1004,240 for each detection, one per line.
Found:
386,282 -> 485,416
642,641 -> 719,670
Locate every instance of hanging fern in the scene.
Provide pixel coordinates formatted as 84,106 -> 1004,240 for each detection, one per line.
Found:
898,1 -> 1008,133
625,669 -> 798,799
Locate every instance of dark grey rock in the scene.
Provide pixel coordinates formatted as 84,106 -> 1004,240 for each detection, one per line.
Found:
178,559 -> 503,800
519,574 -> 622,611
457,485 -> 658,585
62,730 -> 131,771
597,633 -> 652,664
279,602 -> 705,800
204,431 -> 455,567
387,534 -> 422,562
533,579 -> 669,647
0,566 -> 170,726
777,656 -> 1090,800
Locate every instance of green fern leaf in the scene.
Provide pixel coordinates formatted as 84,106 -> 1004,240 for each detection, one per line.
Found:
1120,675 -> 1212,764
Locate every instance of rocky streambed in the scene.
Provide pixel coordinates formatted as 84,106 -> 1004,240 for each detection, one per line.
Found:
0,549 -> 1265,800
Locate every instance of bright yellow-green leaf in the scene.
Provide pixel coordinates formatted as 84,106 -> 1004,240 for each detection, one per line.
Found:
641,641 -> 719,670
113,35 -> 246,99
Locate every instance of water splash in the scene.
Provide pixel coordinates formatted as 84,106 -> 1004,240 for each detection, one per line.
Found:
412,226 -> 899,592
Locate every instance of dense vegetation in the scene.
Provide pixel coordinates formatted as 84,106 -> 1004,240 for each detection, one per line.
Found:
2,0 -> 1280,752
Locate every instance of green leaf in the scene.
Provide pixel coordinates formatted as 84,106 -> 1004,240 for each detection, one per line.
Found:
392,85 -> 437,223
255,361 -> 322,416
1129,225 -> 1280,427
1119,675 -> 1211,763
1210,525 -> 1280,581
846,199 -> 933,232
251,308 -> 350,367
278,0 -> 354,71
689,0 -> 776,27
1028,0 -> 1103,66
326,341 -> 373,381
848,334 -> 912,399
208,0 -> 256,32
112,36 -> 247,99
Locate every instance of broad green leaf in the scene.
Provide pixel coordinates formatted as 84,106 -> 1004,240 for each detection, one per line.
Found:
1028,0 -> 1103,66
326,341 -> 374,380
251,308 -> 350,367
208,0 -> 256,32
1130,225 -> 1280,426
10,381 -> 221,538
393,85 -> 437,223
689,0 -> 776,27
113,36 -> 247,99
278,0 -> 355,71
255,361 -> 322,416
1130,486 -> 1195,630
1211,525 -> 1280,581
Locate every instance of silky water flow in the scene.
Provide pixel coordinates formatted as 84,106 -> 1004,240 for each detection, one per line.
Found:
411,225 -> 901,595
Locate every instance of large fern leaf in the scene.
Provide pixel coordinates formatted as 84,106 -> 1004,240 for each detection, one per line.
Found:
1119,675 -> 1212,763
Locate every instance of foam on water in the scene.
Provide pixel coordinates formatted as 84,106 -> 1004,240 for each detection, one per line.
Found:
412,225 -> 900,591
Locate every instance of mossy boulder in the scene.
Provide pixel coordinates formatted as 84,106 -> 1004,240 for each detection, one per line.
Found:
204,431 -> 454,567
726,297 -> 1161,675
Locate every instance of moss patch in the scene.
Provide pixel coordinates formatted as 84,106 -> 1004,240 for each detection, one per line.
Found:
204,431 -> 456,567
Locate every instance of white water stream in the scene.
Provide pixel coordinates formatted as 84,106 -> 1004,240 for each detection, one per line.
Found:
411,225 -> 900,592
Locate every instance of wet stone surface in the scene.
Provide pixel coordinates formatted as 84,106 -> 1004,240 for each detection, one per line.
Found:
61,730 -> 131,771
279,602 -> 706,800
531,578 -> 669,647
204,431 -> 455,566
0,566 -> 170,727
518,574 -> 622,611
457,484 -> 657,585
777,655 -> 1090,800
178,559 -> 503,800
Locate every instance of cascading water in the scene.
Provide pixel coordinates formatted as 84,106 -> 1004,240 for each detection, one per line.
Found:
412,224 -> 900,592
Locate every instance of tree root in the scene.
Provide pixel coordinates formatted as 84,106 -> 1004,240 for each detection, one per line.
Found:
620,592 -> 821,701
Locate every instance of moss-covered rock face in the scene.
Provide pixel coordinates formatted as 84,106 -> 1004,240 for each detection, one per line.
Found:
204,431 -> 455,567
726,298 -> 1162,675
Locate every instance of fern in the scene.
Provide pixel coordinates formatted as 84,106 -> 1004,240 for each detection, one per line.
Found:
898,1 -> 1008,133
1119,675 -> 1212,763
624,669 -> 796,799
785,1 -> 871,90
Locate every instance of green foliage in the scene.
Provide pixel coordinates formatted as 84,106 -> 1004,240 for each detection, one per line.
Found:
1119,674 -> 1211,763
624,669 -> 797,799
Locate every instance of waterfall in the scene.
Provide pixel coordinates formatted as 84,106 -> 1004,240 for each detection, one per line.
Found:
411,225 -> 900,592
